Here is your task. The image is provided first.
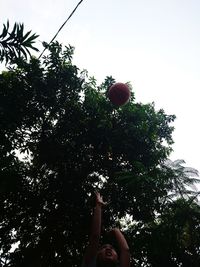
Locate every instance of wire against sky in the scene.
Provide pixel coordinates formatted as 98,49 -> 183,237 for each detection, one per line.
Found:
38,0 -> 85,59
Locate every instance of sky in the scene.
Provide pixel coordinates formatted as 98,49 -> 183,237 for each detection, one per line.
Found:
1,0 -> 200,174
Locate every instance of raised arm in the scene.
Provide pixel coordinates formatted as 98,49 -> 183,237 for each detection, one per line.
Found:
111,228 -> 130,267
83,192 -> 106,265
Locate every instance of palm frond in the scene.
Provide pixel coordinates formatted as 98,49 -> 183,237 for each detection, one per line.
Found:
0,20 -> 39,64
164,158 -> 200,200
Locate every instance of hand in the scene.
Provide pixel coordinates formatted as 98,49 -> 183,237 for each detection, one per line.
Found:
95,192 -> 107,207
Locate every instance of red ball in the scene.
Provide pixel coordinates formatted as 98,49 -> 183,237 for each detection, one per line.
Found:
108,83 -> 131,106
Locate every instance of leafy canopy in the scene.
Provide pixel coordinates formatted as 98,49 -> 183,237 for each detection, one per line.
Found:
0,26 -> 200,267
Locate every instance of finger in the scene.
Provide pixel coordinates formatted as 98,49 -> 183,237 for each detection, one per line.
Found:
94,192 -> 99,198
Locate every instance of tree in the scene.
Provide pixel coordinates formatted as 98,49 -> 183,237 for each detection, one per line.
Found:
163,159 -> 199,199
0,36 -> 199,267
129,198 -> 200,267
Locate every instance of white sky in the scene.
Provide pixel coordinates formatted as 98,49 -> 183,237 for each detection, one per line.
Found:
1,0 -> 200,173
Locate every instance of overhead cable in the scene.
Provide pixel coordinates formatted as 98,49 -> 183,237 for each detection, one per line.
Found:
38,0 -> 84,59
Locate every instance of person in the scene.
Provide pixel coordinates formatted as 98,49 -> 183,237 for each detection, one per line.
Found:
82,192 -> 130,267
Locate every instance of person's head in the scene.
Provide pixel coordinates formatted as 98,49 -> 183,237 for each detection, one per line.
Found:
96,244 -> 119,267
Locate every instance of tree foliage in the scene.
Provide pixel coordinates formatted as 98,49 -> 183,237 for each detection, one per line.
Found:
0,21 -> 39,64
0,37 -> 200,267
129,198 -> 200,267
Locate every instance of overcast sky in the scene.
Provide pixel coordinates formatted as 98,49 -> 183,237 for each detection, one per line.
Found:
1,0 -> 200,173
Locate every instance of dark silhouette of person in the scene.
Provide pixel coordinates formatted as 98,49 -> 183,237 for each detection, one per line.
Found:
82,192 -> 130,267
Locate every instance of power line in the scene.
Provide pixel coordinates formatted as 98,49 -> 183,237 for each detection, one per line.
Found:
38,0 -> 85,59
